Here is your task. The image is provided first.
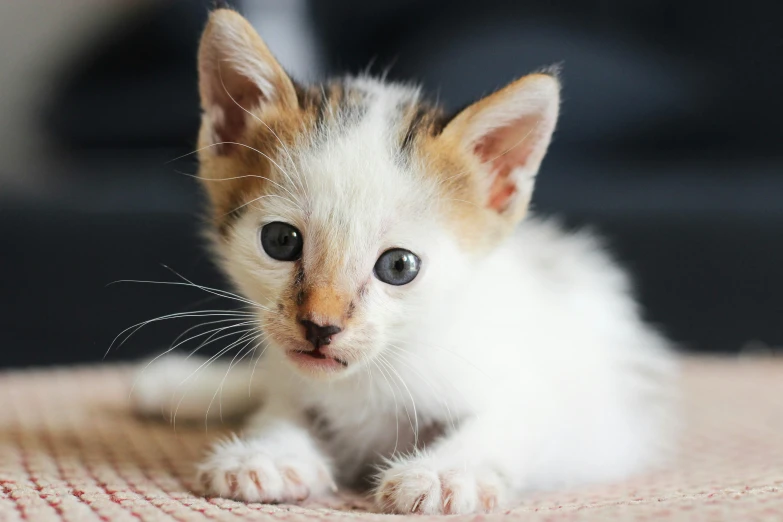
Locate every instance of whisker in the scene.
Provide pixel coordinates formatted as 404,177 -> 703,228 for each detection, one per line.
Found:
172,328 -> 260,429
377,354 -> 419,449
166,140 -> 304,210
368,356 -> 401,456
210,332 -> 266,423
185,324 -> 258,360
225,193 -> 296,217
128,320 -> 255,399
160,265 -> 269,310
107,310 -> 254,357
385,346 -> 458,434
168,317 -> 251,350
248,334 -> 271,397
216,59 -> 307,197
178,321 -> 257,356
108,277 -> 263,311
178,329 -> 259,387
176,171 -> 301,209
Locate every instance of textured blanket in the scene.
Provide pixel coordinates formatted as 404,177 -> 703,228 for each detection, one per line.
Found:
0,357 -> 781,521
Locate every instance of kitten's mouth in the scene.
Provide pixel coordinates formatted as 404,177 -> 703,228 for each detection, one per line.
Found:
288,347 -> 348,371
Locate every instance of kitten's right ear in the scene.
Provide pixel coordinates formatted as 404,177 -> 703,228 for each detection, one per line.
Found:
439,72 -> 560,225
198,9 -> 297,155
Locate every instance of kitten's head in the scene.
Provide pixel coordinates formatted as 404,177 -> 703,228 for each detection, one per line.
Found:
196,9 -> 559,379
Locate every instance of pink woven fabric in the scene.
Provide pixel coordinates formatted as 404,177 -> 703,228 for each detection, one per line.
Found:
1,357 -> 781,521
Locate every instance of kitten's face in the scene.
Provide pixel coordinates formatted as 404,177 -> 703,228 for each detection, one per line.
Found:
196,10 -> 559,380
215,100 -> 452,378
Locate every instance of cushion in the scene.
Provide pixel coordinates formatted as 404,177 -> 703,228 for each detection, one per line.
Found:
1,357 -> 781,520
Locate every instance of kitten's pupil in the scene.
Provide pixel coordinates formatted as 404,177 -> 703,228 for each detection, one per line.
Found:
394,258 -> 404,272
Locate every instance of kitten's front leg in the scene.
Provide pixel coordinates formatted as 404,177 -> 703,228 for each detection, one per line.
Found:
375,419 -> 513,515
199,400 -> 336,503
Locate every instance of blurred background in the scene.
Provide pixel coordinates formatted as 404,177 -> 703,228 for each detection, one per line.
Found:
1,0 -> 781,369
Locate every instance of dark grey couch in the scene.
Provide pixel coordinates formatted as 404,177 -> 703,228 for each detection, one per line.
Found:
2,0 -> 780,368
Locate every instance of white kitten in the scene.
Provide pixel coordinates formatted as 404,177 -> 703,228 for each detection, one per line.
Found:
133,9 -> 676,515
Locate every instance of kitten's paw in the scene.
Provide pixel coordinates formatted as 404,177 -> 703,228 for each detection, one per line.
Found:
198,437 -> 336,503
375,460 -> 505,515
131,354 -> 258,422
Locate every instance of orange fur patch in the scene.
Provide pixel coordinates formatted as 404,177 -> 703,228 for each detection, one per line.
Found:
414,73 -> 560,252
298,286 -> 351,328
416,122 -> 511,253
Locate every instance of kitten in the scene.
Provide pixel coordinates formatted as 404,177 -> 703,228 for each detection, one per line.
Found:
134,8 -> 676,515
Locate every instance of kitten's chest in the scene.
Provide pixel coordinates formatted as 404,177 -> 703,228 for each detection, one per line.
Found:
287,353 -> 473,482
303,397 -> 449,485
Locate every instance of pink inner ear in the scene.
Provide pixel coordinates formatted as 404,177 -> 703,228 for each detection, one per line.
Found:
475,141 -> 516,212
203,62 -> 264,155
473,114 -> 540,212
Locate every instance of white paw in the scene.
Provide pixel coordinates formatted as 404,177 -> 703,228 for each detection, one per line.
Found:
131,354 -> 259,422
198,436 -> 336,503
375,460 -> 505,515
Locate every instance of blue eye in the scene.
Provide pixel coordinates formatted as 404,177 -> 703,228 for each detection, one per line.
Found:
374,249 -> 421,286
260,222 -> 303,261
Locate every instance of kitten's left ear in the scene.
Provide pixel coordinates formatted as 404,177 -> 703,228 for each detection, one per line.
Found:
441,72 -> 560,223
198,9 -> 298,154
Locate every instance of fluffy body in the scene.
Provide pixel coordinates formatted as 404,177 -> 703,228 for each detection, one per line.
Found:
133,9 -> 676,515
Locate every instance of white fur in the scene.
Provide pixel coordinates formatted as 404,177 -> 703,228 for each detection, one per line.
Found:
136,75 -> 676,514
209,15 -> 278,98
132,352 -> 263,423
